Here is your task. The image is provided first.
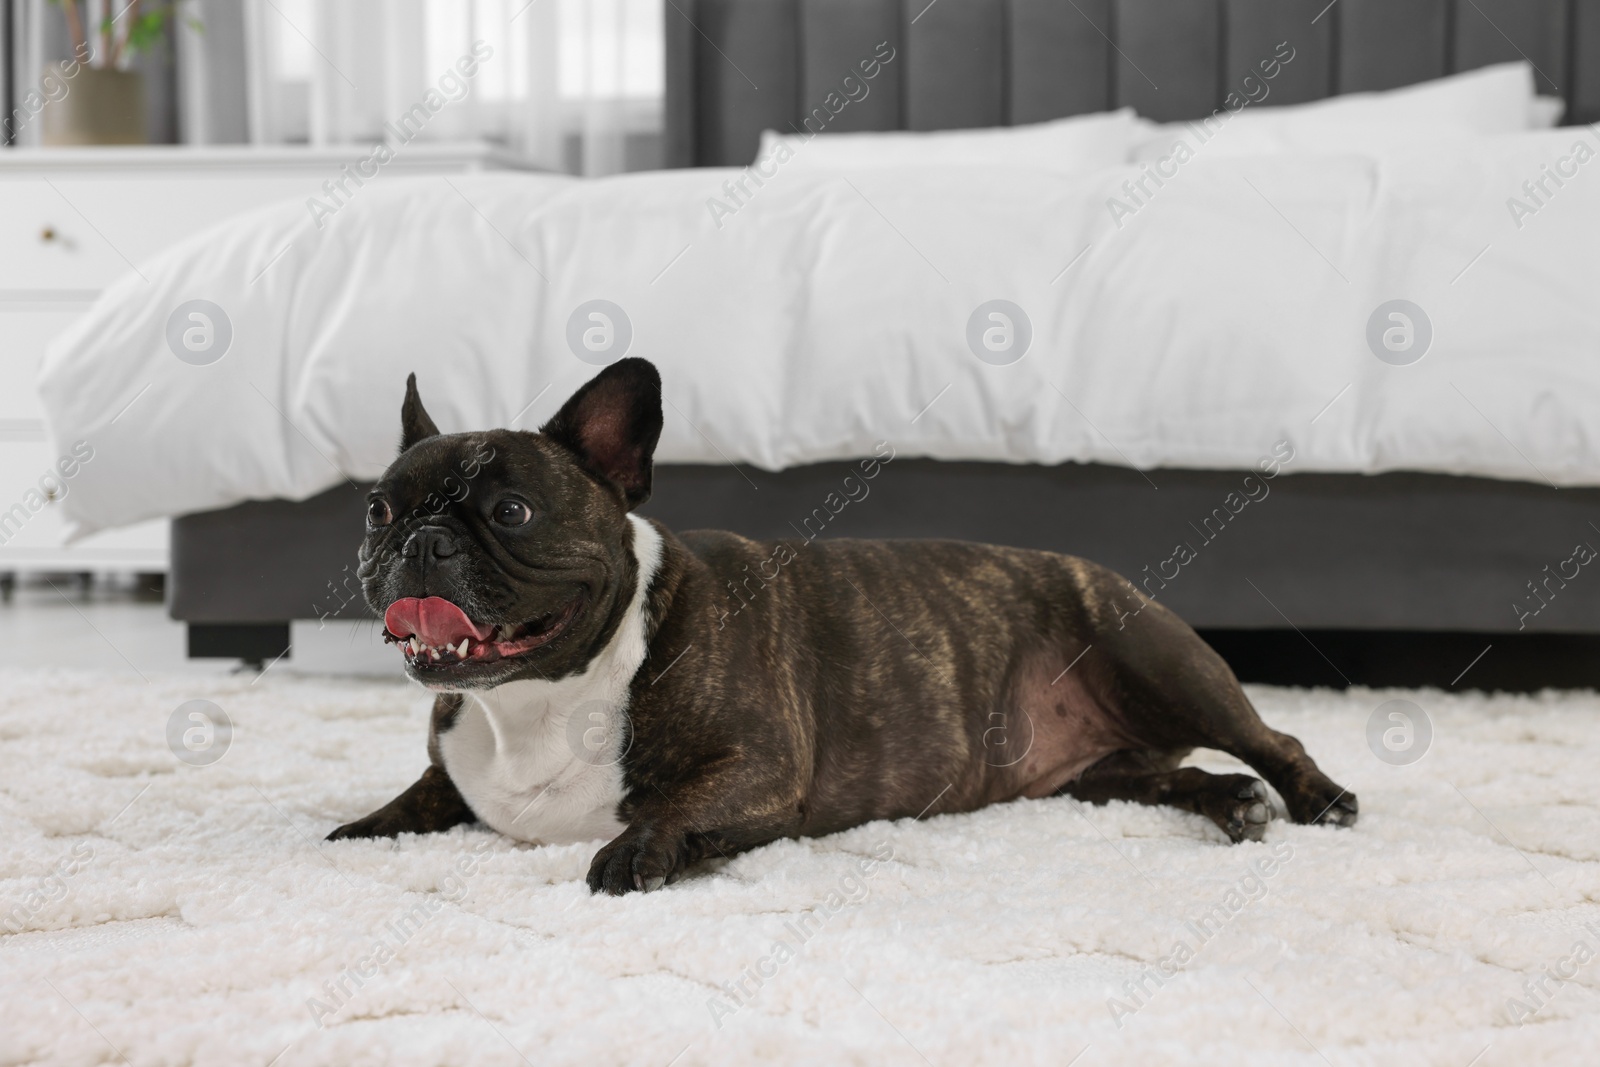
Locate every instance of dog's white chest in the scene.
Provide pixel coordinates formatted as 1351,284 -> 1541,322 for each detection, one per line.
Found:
440,682 -> 630,844
437,516 -> 660,846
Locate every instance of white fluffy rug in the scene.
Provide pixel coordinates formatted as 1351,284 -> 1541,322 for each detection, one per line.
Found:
4,669 -> 1600,1067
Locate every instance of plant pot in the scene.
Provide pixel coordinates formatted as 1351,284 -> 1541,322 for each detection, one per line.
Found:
41,64 -> 145,146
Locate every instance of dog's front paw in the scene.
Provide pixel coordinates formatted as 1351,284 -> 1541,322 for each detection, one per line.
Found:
326,812 -> 404,841
586,828 -> 683,895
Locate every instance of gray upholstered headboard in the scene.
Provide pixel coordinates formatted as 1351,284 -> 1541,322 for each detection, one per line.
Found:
665,0 -> 1592,167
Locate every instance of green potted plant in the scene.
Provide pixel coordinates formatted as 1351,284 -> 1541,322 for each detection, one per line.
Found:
41,0 -> 193,145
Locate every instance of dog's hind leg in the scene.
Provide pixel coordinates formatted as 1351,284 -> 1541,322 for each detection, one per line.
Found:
1091,599 -> 1358,830
1061,749 -> 1274,843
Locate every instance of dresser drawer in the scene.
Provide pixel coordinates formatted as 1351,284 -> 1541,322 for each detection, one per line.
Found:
0,439 -> 167,568
0,306 -> 86,425
0,174 -> 319,292
0,180 -> 131,291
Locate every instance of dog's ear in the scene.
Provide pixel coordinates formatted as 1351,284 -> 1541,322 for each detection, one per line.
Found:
540,358 -> 664,510
400,373 -> 440,453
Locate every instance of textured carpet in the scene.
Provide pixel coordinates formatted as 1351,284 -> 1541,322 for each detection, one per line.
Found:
3,668 -> 1599,1066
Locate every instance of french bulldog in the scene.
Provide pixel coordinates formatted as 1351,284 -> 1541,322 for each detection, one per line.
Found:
327,358 -> 1357,893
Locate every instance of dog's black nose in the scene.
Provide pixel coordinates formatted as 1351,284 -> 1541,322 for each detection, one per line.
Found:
403,525 -> 457,561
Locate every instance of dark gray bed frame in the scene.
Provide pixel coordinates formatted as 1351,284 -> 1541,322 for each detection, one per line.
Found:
172,0 -> 1600,685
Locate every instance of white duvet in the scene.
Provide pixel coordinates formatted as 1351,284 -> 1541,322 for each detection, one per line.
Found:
40,127 -> 1600,536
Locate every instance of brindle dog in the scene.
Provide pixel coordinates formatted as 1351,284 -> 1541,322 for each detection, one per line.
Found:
327,358 -> 1356,894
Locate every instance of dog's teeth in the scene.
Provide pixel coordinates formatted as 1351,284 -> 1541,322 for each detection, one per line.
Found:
408,637 -> 420,654
428,647 -> 439,660
456,639 -> 469,658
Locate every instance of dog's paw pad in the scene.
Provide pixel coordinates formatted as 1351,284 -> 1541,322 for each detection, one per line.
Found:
1214,775 -> 1274,843
1236,778 -> 1269,802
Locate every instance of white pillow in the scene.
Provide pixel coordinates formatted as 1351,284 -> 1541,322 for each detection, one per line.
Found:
757,107 -> 1140,175
1131,61 -> 1539,162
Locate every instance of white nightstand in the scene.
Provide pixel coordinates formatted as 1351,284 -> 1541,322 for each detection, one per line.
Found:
0,143 -> 533,581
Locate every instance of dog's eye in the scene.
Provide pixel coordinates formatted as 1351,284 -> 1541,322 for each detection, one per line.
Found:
493,500 -> 531,526
367,499 -> 392,527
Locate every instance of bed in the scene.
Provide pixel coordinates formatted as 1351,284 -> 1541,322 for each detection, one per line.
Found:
35,0 -> 1600,680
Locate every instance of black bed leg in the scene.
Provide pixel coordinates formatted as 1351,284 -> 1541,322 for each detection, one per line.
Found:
187,623 -> 291,668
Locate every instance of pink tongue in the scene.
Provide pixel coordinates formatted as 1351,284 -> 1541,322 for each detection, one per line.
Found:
384,597 -> 495,647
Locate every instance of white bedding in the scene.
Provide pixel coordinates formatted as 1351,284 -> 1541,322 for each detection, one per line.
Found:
40,127 -> 1600,536
1131,61 -> 1546,162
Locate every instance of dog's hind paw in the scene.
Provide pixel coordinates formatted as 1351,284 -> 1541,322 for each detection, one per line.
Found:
1287,778 -> 1358,829
1207,775 -> 1274,843
1312,790 -> 1359,828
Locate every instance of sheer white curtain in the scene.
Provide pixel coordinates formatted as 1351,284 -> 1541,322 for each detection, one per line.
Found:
242,0 -> 663,174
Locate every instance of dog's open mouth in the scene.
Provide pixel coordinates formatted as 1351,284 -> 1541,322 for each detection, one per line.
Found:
382,595 -> 581,667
